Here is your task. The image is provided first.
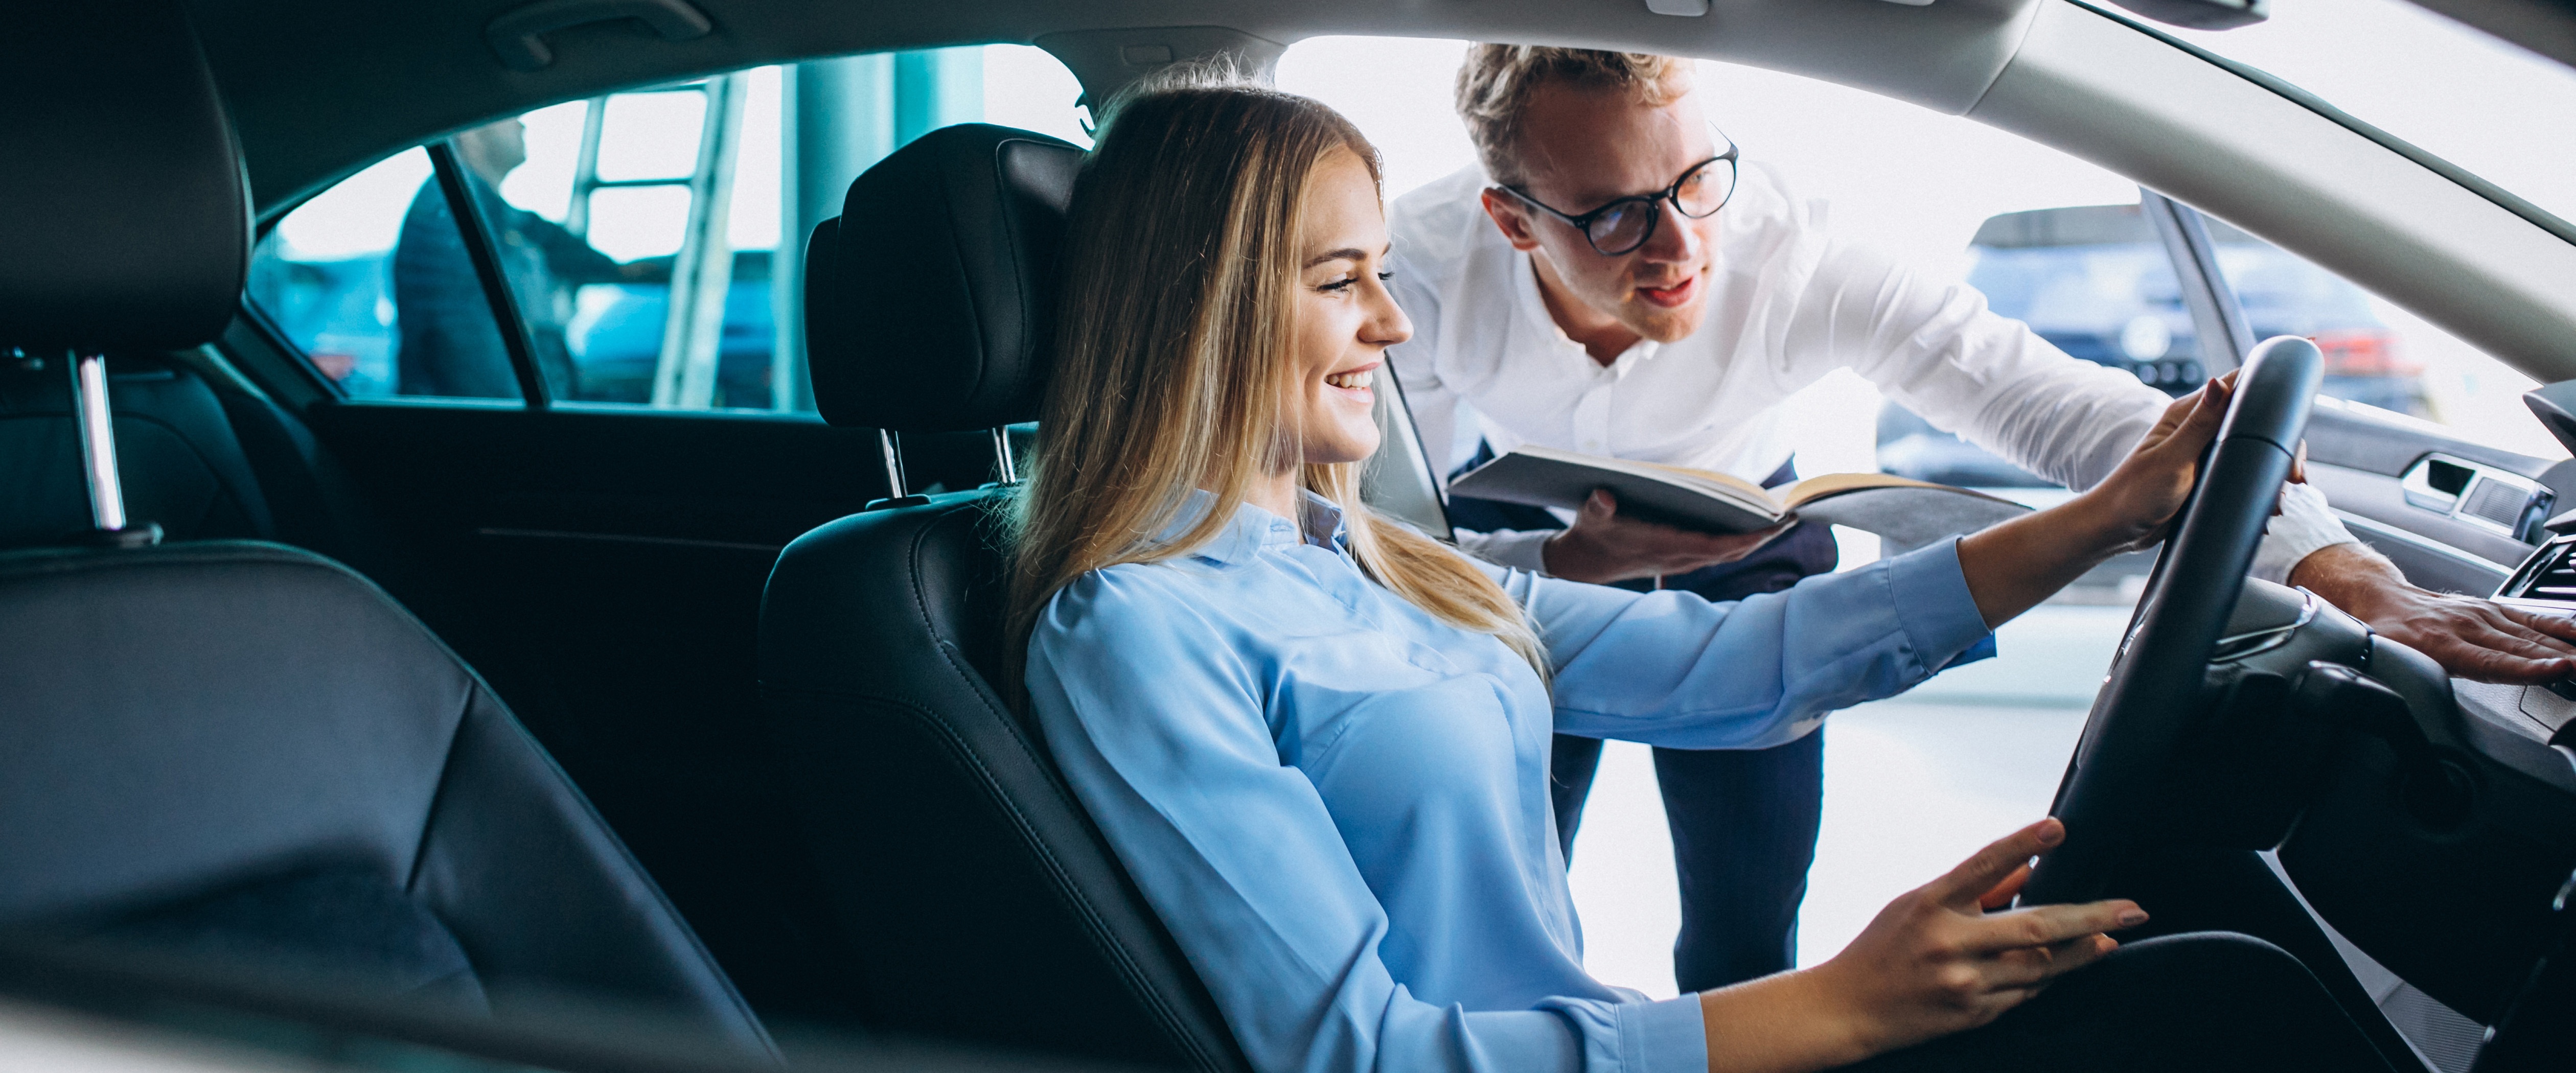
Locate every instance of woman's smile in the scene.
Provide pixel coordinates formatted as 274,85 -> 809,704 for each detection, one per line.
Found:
1324,362 -> 1378,399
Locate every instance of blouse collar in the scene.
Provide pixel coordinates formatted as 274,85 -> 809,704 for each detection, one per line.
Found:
1156,489 -> 1352,566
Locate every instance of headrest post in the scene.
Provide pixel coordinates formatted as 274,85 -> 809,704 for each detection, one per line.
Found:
990,427 -> 1019,485
64,352 -> 160,547
70,352 -> 127,531
878,429 -> 908,499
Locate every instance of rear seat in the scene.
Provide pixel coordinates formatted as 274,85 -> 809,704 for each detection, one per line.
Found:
0,352 -> 274,548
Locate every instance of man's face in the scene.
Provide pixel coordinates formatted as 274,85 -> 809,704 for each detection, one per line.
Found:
1482,78 -> 1721,344
452,119 -> 529,186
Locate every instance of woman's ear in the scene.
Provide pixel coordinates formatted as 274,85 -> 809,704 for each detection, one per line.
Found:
1479,188 -> 1545,253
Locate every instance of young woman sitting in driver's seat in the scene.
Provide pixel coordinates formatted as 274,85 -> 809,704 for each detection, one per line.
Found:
1006,75 -> 2389,1073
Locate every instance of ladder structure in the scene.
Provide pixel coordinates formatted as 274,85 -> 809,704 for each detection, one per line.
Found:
564,73 -> 750,409
558,49 -> 983,411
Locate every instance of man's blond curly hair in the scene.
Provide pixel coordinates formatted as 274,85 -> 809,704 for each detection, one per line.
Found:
1455,45 -> 1689,186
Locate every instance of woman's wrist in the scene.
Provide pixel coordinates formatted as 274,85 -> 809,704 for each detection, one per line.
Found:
2061,481 -> 2148,562
1957,485 -> 2138,628
1698,966 -> 1879,1073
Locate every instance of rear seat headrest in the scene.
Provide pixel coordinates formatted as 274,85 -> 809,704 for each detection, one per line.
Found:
0,2 -> 250,352
805,124 -> 1084,433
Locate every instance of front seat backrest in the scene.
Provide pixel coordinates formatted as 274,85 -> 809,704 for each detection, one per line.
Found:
762,124 -> 1250,1071
0,2 -> 766,1051
0,544 -> 766,1047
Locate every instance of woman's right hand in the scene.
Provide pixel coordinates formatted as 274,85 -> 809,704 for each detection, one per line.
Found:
1699,818 -> 2145,1072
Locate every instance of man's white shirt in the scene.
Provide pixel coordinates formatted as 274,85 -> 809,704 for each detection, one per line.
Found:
1383,161 -> 2354,580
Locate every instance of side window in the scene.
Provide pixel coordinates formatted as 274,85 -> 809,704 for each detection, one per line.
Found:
1278,39 -> 2175,494
1874,203 -> 2206,488
248,148 -> 520,401
2204,229 -> 2562,458
249,46 -> 1087,412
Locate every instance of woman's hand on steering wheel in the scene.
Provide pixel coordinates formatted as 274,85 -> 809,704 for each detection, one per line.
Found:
1954,374 -> 2234,628
2085,371 -> 2240,555
1699,819 -> 2146,1072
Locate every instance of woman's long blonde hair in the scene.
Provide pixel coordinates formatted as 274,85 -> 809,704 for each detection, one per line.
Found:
1002,74 -> 1545,693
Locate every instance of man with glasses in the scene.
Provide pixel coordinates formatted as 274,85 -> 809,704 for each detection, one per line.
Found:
1385,44 -> 2576,994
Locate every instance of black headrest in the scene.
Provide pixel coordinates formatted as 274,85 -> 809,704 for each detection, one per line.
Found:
0,2 -> 251,353
805,124 -> 1084,433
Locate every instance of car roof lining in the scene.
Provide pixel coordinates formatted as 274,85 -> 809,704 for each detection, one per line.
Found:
200,0 -> 2576,384
207,0 -> 2045,216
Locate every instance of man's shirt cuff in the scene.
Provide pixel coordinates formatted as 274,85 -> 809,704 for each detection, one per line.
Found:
1458,527 -> 1557,574
2252,481 -> 2358,584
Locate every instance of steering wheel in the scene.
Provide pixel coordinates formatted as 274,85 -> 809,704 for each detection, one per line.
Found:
2019,335 -> 2325,907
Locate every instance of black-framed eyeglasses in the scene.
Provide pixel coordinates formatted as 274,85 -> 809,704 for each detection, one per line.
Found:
1497,138 -> 1740,256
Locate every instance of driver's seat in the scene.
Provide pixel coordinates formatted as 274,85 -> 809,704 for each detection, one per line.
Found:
757,125 -> 1250,1071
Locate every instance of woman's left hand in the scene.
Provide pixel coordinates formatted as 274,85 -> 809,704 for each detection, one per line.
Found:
1954,373 -> 2232,628
2081,370 -> 2235,555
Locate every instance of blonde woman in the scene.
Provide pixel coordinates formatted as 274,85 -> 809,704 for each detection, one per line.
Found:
1008,78 -> 2385,1073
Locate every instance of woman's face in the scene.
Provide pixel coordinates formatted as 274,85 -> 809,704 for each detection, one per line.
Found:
1284,146 -> 1412,468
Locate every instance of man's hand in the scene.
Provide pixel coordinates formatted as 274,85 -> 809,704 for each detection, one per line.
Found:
1540,489 -> 1790,584
2292,542 -> 2576,684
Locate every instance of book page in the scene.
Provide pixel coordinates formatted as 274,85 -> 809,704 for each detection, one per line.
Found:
1627,458 -> 1782,508
1511,447 -> 1781,512
1780,471 -> 2020,509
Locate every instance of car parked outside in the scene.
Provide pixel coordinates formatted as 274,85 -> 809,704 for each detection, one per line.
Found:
1879,202 -> 2426,487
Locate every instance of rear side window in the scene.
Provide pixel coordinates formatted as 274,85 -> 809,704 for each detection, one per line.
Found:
248,149 -> 521,402
248,45 -> 1087,413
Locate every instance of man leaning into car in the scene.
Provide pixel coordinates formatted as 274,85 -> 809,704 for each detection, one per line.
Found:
1383,44 -> 2576,994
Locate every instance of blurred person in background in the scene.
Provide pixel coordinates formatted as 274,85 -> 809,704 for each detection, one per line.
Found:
394,118 -> 632,398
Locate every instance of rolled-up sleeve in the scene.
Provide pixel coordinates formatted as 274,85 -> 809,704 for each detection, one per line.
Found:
1027,568 -> 1705,1073
1486,539 -> 1993,749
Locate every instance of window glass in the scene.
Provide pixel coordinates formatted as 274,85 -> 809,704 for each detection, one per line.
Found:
247,148 -> 521,401
1279,40 -> 2148,489
250,46 -> 1088,411
2207,232 -> 2566,459
471,69 -> 785,408
2159,0 -> 2576,231
1875,202 -> 2204,488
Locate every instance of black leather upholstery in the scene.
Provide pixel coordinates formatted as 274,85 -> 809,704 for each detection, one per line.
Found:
762,125 -> 1250,1069
805,124 -> 1083,433
763,495 -> 1246,1071
0,543 -> 768,1051
0,356 -> 277,549
0,2 -> 249,351
0,2 -> 770,1052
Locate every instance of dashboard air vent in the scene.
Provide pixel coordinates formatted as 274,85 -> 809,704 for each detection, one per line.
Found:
2497,535 -> 2576,606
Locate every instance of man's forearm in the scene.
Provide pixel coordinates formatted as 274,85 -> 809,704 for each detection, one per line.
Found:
2290,541 -> 2576,683
2286,541 -> 2405,608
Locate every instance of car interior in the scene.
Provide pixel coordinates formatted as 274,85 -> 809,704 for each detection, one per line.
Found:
4,0 -> 2575,1071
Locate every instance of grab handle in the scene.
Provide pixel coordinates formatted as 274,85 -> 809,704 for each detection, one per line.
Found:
485,0 -> 711,72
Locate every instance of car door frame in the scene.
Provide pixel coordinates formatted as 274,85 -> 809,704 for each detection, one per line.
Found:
2143,189 -> 2558,598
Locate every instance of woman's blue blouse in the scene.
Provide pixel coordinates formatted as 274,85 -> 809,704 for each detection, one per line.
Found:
1024,492 -> 1994,1073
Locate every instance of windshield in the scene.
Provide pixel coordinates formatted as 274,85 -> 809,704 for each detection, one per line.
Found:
2151,0 -> 2576,231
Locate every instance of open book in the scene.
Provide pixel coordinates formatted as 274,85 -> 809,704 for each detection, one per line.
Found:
1446,446 -> 2032,548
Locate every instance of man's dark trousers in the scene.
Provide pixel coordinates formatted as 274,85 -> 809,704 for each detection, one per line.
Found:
1448,451 -> 1838,991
